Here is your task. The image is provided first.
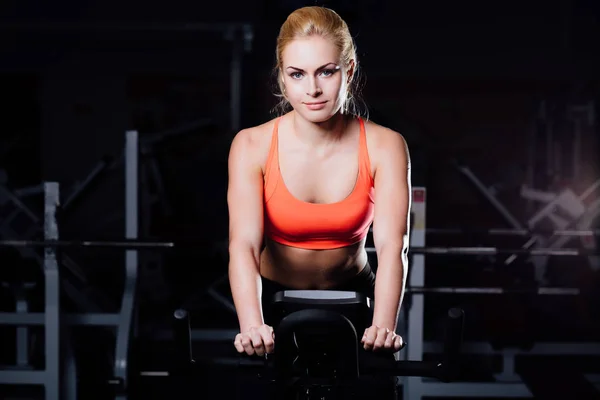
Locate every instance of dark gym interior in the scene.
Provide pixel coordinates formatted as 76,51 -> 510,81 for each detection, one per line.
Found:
1,0 -> 599,399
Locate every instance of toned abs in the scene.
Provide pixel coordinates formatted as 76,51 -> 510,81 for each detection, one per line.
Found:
260,237 -> 369,289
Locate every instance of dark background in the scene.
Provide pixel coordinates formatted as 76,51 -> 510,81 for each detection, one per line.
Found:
1,0 -> 600,398
2,0 -> 599,226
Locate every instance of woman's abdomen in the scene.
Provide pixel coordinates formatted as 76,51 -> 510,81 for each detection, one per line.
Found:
260,237 -> 368,289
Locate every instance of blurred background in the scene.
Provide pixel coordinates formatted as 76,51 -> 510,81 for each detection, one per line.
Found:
1,0 -> 599,399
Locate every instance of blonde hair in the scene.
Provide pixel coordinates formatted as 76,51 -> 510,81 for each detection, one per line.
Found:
272,6 -> 365,117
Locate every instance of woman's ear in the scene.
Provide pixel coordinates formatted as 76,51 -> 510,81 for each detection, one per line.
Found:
347,59 -> 356,84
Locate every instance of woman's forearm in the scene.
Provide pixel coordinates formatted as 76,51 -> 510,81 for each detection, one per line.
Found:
229,247 -> 264,332
371,247 -> 408,331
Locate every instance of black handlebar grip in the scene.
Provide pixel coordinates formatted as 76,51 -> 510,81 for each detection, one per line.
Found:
441,307 -> 464,382
274,309 -> 360,380
173,309 -> 195,369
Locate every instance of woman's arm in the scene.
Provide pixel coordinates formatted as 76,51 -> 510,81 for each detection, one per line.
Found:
227,129 -> 266,332
371,128 -> 412,332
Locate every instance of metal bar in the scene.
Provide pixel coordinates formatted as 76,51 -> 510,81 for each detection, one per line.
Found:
1,175 -> 93,290
0,370 -> 47,385
0,239 -> 173,248
425,228 -> 600,237
0,221 -> 40,264
0,241 -> 595,257
456,166 -> 524,230
405,187 -> 427,400
423,341 -> 600,356
61,278 -> 109,313
13,183 -> 44,198
0,184 -> 40,223
419,382 -> 531,398
62,157 -> 112,211
62,329 -> 78,400
0,224 -> 100,311
139,371 -> 170,377
0,209 -> 22,238
114,130 -> 139,398
495,350 -> 518,382
44,182 -> 60,400
15,294 -> 29,366
0,312 -> 121,326
151,328 -> 239,341
580,178 -> 600,202
406,287 -> 580,295
61,255 -> 90,286
367,247 -> 594,256
527,190 -> 580,229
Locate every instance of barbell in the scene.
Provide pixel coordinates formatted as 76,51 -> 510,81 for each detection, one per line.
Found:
0,239 -> 174,249
425,228 -> 600,237
0,239 -> 596,257
406,287 -> 580,295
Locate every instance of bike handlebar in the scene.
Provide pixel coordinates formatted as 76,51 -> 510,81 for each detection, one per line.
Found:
173,306 -> 464,382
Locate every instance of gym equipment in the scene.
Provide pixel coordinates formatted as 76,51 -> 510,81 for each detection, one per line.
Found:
519,178 -> 600,279
0,156 -> 125,330
0,182 -> 61,399
172,290 -> 465,399
0,174 -> 88,282
0,131 -> 140,400
406,286 -> 580,295
0,239 -> 173,249
0,117 -> 244,399
0,144 -> 596,400
456,162 -> 600,282
426,227 -> 600,237
402,188 -> 600,400
1,172 -> 596,400
0,239 -> 595,257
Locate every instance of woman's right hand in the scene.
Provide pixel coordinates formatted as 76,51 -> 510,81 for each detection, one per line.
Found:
234,324 -> 275,356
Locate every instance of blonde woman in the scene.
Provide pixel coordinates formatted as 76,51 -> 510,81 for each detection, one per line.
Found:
228,5 -> 411,368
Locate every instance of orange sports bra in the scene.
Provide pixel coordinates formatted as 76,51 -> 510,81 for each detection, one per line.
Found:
263,117 -> 375,250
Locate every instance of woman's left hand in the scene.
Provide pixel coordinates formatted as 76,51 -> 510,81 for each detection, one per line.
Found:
361,325 -> 405,352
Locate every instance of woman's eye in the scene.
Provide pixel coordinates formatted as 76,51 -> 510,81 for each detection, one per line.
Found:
289,69 -> 335,79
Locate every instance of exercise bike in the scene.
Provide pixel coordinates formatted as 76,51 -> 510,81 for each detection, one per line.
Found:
172,290 -> 464,399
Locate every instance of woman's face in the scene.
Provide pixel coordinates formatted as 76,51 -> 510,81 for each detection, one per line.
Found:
281,36 -> 352,123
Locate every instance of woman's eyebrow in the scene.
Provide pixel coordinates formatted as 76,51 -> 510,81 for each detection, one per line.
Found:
285,63 -> 338,72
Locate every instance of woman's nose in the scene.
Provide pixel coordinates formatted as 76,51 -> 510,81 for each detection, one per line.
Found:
306,78 -> 322,97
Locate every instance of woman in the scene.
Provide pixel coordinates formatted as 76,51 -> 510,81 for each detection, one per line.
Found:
228,6 -> 411,361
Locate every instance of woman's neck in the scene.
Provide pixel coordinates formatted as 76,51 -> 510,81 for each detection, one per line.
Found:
291,111 -> 350,147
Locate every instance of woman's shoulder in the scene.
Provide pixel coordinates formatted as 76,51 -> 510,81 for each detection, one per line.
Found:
236,117 -> 278,142
361,117 -> 408,155
230,116 -> 281,164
